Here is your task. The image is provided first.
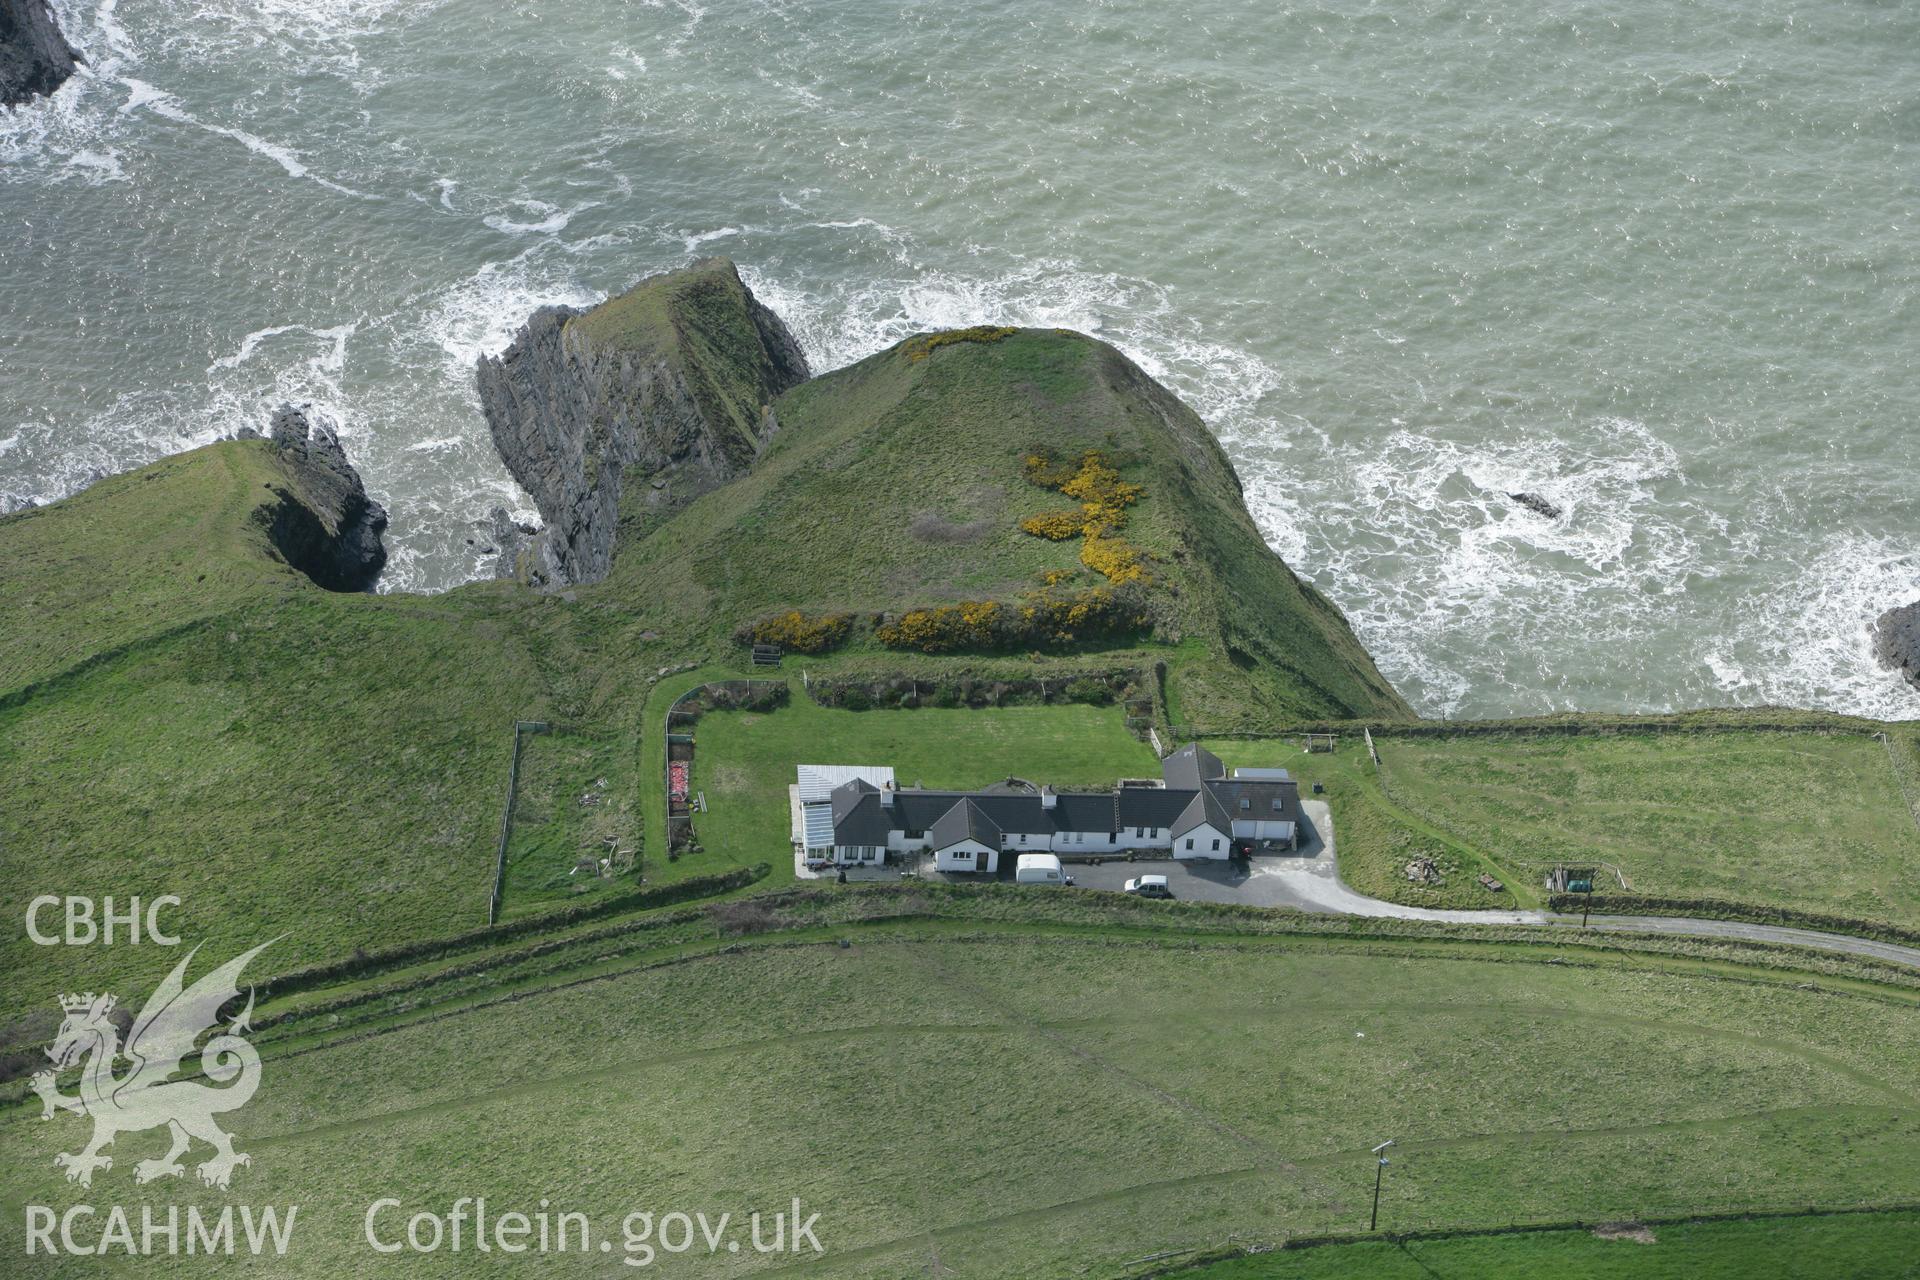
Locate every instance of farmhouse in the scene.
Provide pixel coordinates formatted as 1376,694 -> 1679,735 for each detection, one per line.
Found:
796,742 -> 1300,871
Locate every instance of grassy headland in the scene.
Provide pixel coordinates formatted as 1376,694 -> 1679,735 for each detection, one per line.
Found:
0,260 -> 1406,1028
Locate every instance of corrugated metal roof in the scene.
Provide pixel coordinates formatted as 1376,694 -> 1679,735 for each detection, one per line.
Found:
796,764 -> 895,804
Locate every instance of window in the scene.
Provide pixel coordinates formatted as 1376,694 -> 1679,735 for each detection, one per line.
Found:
1239,799 -> 1250,811
1184,837 -> 1194,850
1272,800 -> 1283,812
1134,826 -> 1144,837
1211,838 -> 1222,851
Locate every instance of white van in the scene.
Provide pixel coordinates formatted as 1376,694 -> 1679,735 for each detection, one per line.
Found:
1015,853 -> 1074,886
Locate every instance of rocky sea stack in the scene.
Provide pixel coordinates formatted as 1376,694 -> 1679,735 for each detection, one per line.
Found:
1877,601 -> 1920,694
0,0 -> 79,108
261,405 -> 388,591
1508,491 -> 1563,520
476,258 -> 809,586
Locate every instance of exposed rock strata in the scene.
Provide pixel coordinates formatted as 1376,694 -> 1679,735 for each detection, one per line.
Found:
261,404 -> 388,591
476,258 -> 809,586
1877,601 -> 1920,693
0,0 -> 79,108
472,506 -> 539,582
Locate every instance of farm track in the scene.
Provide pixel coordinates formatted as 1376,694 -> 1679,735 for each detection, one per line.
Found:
1283,802 -> 1920,971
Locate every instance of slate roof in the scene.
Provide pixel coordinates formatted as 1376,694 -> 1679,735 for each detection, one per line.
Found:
1052,792 -> 1119,836
1160,742 -> 1225,789
818,744 -> 1297,848
1170,786 -> 1233,840
929,798 -> 1001,850
1115,786 -> 1192,829
828,779 -> 891,845
1208,777 -> 1303,825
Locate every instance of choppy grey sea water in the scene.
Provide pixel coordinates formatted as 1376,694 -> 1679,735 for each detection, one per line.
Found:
2,0 -> 1915,719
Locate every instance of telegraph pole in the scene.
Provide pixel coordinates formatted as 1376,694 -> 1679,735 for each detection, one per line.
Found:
1369,1140 -> 1394,1231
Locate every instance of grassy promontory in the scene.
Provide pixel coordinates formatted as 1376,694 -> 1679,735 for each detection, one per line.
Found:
0,261 -> 1405,1028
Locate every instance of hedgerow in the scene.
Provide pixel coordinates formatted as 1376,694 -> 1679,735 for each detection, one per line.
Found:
876,584 -> 1148,654
741,609 -> 854,653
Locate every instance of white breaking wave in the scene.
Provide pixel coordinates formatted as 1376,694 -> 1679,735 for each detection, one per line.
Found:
483,199 -> 598,236
117,77 -> 372,197
415,250 -> 605,373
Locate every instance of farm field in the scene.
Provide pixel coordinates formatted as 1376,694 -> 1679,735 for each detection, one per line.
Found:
1376,732 -> 1920,930
682,689 -> 1160,884
7,925 -> 1918,1278
1176,1209 -> 1920,1280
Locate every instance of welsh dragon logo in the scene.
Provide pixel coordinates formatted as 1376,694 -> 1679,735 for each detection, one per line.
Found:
31,942 -> 272,1190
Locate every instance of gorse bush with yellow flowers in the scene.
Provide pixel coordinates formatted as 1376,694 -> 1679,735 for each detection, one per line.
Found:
1018,510 -> 1090,540
1021,449 -> 1153,583
875,600 -> 1003,652
740,610 -> 855,654
876,583 -> 1148,654
1079,533 -> 1151,585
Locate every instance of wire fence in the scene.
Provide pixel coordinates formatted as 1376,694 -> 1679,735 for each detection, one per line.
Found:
1134,1198 -> 1920,1278
487,720 -> 549,925
1875,731 -> 1920,838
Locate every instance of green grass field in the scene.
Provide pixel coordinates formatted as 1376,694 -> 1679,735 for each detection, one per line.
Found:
684,690 -> 1160,885
6,922 -> 1917,1277
1176,1211 -> 1920,1279
1376,732 -> 1920,929
1200,738 -> 1531,910
499,726 -> 641,913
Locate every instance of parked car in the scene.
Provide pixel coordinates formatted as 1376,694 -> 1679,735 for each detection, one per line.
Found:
1123,874 -> 1173,899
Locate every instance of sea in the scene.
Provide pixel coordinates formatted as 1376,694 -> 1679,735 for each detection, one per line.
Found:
2,0 -> 1915,720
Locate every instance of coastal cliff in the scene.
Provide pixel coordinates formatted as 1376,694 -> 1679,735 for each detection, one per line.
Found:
1878,602 -> 1920,694
476,258 -> 809,585
261,405 -> 388,592
0,0 -> 78,108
